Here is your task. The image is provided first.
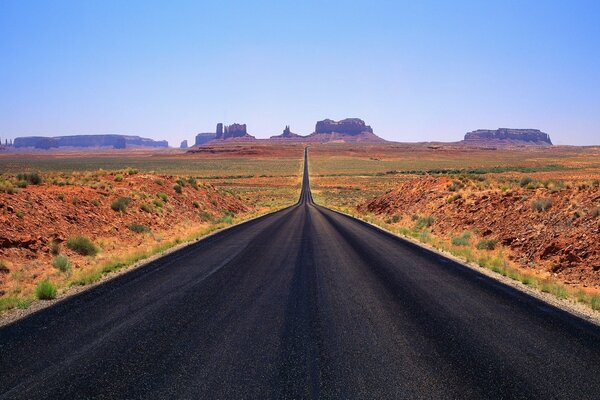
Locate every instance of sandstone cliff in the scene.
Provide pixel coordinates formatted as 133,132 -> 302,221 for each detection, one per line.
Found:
13,135 -> 168,149
464,129 -> 552,145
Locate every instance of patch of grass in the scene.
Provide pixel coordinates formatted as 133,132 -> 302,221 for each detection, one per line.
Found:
519,176 -> 533,187
35,280 -> 57,300
451,231 -> 471,246
157,192 -> 168,202
140,203 -> 153,213
476,239 -> 497,250
66,236 -> 99,256
50,240 -> 61,255
199,211 -> 213,222
414,215 -> 434,230
17,172 -> 42,185
111,197 -> 131,212
152,199 -> 164,208
531,198 -> 552,212
592,296 -> 600,311
127,223 -> 150,233
52,254 -> 71,273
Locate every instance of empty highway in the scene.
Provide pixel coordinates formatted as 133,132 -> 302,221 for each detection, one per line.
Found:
1,148 -> 599,399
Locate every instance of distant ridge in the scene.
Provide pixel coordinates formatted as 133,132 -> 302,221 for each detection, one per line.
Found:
463,128 -> 552,146
13,134 -> 168,149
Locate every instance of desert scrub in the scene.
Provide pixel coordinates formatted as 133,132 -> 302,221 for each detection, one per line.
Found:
192,201 -> 200,208
531,198 -> 552,212
50,240 -> 61,255
16,172 -> 42,185
199,211 -> 213,222
140,203 -> 153,213
111,197 -> 131,212
451,231 -> 472,246
519,176 -> 533,187
157,192 -> 168,202
173,184 -> 183,194
414,215 -> 434,230
52,254 -> 71,273
36,280 -> 57,300
476,239 -> 497,250
114,174 -> 124,182
128,223 -> 150,233
67,236 -> 99,256
152,199 -> 164,208
0,180 -> 18,194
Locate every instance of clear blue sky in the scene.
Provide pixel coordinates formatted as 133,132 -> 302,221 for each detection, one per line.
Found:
1,0 -> 599,145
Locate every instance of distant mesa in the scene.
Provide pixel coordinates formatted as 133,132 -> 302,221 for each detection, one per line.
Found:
194,123 -> 255,146
307,118 -> 385,143
194,132 -> 216,146
270,125 -> 302,140
463,128 -> 552,146
13,134 -> 168,149
180,140 -> 188,149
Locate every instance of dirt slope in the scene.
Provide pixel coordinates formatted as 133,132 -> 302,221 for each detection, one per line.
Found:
360,176 -> 600,287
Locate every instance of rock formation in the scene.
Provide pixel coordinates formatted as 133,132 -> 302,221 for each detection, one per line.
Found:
215,123 -> 255,140
270,125 -> 303,139
180,140 -> 188,149
314,118 -> 374,135
13,135 -> 168,149
195,133 -> 216,146
464,129 -> 552,145
306,118 -> 385,143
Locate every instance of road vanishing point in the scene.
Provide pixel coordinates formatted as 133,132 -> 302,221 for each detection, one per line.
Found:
1,148 -> 600,399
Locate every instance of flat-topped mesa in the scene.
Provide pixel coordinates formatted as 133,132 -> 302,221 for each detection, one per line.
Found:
464,128 -> 552,145
215,123 -> 255,140
315,118 -> 374,135
195,132 -> 216,146
13,134 -> 168,149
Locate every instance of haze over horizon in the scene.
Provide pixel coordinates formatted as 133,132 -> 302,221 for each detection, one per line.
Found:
1,1 -> 599,146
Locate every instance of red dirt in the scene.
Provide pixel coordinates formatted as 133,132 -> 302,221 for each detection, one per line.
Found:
0,172 -> 249,297
360,176 -> 600,288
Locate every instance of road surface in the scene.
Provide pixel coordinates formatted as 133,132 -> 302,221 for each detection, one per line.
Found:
1,148 -> 600,399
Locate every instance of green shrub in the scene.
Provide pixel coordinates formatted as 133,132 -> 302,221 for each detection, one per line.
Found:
0,260 -> 9,274
476,239 -> 497,250
114,174 -> 124,182
414,215 -> 434,230
15,180 -> 28,188
519,176 -> 533,187
152,199 -> 164,208
17,172 -> 42,185
173,184 -> 183,194
127,168 -> 139,175
154,179 -> 164,186
176,178 -> 186,187
451,231 -> 471,246
157,192 -> 168,202
0,180 -> 18,194
531,198 -> 552,212
52,254 -> 71,273
140,203 -> 153,213
50,240 -> 61,255
66,236 -> 99,256
91,199 -> 100,207
35,280 -> 57,300
128,223 -> 150,233
111,197 -> 131,212
592,295 -> 600,311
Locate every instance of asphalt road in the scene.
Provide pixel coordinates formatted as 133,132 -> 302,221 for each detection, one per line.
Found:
1,148 -> 600,399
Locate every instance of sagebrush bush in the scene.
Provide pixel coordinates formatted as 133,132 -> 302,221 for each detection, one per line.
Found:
52,254 -> 71,273
114,174 -> 124,182
414,215 -> 434,230
35,280 -> 57,300
67,236 -> 99,256
17,172 -> 42,185
476,239 -> 497,250
531,198 -> 552,212
128,223 -> 150,233
519,176 -> 533,187
157,192 -> 168,202
451,231 -> 471,246
111,197 -> 131,212
173,184 -> 183,194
